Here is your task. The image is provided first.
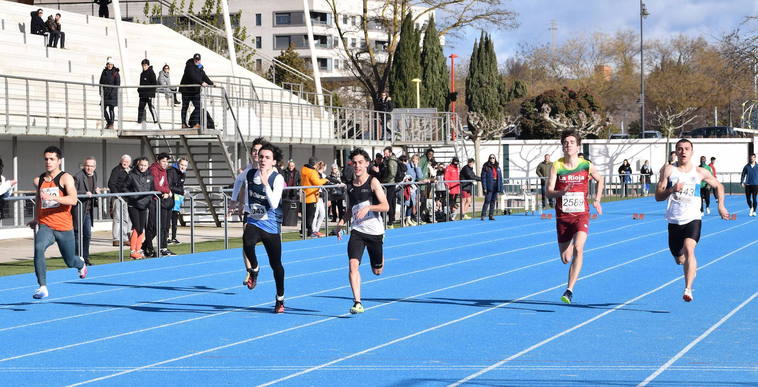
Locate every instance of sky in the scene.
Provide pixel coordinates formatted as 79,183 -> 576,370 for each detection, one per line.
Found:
442,0 -> 758,63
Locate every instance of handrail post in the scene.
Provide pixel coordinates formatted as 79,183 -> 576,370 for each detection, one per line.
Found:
301,188 -> 307,239
431,183 -> 436,224
223,192 -> 229,250
190,194 -> 195,253
118,198 -> 125,262
76,199 -> 83,260
323,188 -> 329,236
155,195 -> 161,258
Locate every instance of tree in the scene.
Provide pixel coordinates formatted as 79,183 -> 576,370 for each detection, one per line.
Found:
388,13 -> 421,107
519,87 -> 608,139
420,15 -> 449,111
465,33 -> 504,167
266,44 -> 314,94
325,0 -> 517,110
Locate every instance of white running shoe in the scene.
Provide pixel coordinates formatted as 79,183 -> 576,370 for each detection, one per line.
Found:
33,286 -> 48,299
683,288 -> 693,302
706,208 -> 710,215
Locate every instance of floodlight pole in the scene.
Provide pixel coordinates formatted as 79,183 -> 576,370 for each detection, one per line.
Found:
640,0 -> 648,133
221,0 -> 237,77
111,0 -> 130,100
303,0 -> 324,106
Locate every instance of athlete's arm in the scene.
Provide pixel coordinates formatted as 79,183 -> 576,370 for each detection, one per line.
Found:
230,167 -> 247,203
369,177 -> 390,213
55,173 -> 80,206
588,164 -> 604,215
545,164 -> 564,199
263,174 -> 284,210
700,167 -> 729,219
655,164 -> 675,202
29,176 -> 40,227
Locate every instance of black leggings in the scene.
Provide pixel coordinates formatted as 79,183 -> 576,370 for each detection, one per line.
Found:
700,186 -> 711,211
243,224 -> 284,297
171,211 -> 181,240
746,185 -> 758,210
128,207 -> 148,234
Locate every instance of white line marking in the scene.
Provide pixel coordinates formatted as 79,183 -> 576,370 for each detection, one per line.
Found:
637,290 -> 758,386
450,238 -> 758,387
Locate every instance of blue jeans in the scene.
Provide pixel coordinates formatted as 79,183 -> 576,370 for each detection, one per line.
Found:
34,224 -> 84,286
481,187 -> 498,217
74,212 -> 92,259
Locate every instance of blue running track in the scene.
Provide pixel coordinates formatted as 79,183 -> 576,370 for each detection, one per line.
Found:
0,196 -> 755,386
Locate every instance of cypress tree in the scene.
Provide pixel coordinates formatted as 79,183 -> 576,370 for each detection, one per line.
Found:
389,12 -> 421,108
420,16 -> 449,111
466,33 -> 501,119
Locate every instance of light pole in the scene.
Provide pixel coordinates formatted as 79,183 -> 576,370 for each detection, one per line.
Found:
640,0 -> 649,133
449,53 -> 458,141
412,78 -> 421,109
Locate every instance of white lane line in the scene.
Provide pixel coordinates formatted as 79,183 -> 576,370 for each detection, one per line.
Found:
450,238 -> 758,387
637,290 -> 758,387
68,217 -> 699,387
0,197 -> 657,293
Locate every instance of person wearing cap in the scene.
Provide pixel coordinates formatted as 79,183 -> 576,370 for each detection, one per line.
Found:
99,57 -> 120,129
137,59 -> 158,124
179,53 -> 214,129
300,157 -> 328,237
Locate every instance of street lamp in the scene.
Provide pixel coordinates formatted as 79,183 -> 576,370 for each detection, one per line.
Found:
449,53 -> 458,141
412,78 -> 421,109
640,0 -> 649,133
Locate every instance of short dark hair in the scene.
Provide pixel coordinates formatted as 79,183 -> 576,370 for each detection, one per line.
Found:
467,158 -> 475,164
141,59 -> 150,66
56,13 -> 61,17
37,9 -> 43,13
425,148 -> 434,156
43,146 -> 62,159
398,154 -> 408,163
156,152 -> 170,161
258,142 -> 283,162
133,157 -> 149,168
252,137 -> 266,146
383,146 -> 393,153
350,148 -> 371,163
675,139 -> 693,149
560,129 -> 581,146
710,157 -> 716,161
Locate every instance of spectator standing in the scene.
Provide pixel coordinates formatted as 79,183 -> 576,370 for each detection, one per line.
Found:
342,160 -> 355,185
459,158 -> 479,218
281,160 -> 300,201
311,161 -> 328,237
640,160 -> 653,195
126,157 -> 152,259
398,155 -> 417,225
30,9 -> 46,36
94,0 -> 112,18
327,165 -> 345,222
618,159 -> 632,197
157,64 -> 181,106
380,147 -> 399,225
377,90 -> 394,140
73,157 -> 100,266
444,157 -> 461,216
0,157 -> 18,220
369,153 -> 384,179
99,58 -> 120,129
699,156 -> 713,214
180,53 -> 214,129
741,153 -> 758,217
137,59 -> 158,124
536,154 -> 554,208
107,154 -> 131,246
300,157 -> 328,237
167,157 -> 188,244
418,148 -> 436,218
668,151 -> 677,165
480,154 -> 503,221
709,157 -> 718,204
142,153 -> 174,257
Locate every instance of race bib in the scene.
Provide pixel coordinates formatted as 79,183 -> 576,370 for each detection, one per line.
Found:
561,191 -> 585,213
352,200 -> 372,224
41,187 -> 61,209
249,203 -> 268,221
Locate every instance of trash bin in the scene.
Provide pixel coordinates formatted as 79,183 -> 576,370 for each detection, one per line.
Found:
283,199 -> 299,226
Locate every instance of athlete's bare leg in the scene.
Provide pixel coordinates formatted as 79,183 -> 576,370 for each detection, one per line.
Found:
349,258 -> 362,302
680,238 -> 697,290
560,231 -> 587,291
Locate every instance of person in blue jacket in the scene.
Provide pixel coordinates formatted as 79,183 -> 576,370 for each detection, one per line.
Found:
480,154 -> 503,221
741,153 -> 758,217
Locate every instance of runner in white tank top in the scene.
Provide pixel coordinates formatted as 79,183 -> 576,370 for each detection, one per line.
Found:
655,139 -> 730,302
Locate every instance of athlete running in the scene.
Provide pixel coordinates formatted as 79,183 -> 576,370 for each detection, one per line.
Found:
28,146 -> 88,299
546,130 -> 604,304
655,139 -> 729,302
241,142 -> 287,313
336,148 -> 389,314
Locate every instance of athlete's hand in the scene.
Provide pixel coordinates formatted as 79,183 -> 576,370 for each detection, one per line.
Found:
26,220 -> 38,229
718,205 -> 729,220
672,182 -> 685,193
355,206 -> 370,220
260,168 -> 271,187
40,191 -> 54,202
593,198 -> 602,215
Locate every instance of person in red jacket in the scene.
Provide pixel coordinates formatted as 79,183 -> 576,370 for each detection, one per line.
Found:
142,153 -> 174,257
444,157 -> 461,217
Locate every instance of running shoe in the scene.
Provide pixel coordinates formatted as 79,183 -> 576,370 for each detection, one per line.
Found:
244,269 -> 259,290
160,248 -> 177,256
169,239 -> 180,245
706,208 -> 711,215
683,288 -> 693,302
350,301 -> 364,314
33,286 -> 48,299
560,289 -> 573,304
274,300 -> 285,314
78,264 -> 88,279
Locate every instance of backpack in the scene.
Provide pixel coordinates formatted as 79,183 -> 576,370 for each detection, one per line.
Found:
394,161 -> 407,183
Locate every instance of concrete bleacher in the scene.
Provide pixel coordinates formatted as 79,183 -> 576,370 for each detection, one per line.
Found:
0,0 -> 334,142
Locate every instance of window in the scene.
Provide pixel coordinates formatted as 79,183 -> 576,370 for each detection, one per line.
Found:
334,59 -> 339,70
255,59 -> 262,71
342,14 -> 348,25
275,12 -> 291,25
274,35 -> 307,50
360,39 -> 366,49
275,35 -> 291,50
317,58 -> 329,71
350,38 -> 357,48
351,16 -> 357,26
255,36 -> 262,49
255,13 -> 262,26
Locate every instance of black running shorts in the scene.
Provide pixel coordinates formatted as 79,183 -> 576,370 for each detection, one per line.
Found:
347,230 -> 384,269
667,219 -> 701,257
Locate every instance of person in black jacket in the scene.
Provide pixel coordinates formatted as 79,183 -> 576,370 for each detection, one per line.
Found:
280,160 -> 300,201
73,157 -> 100,266
179,53 -> 214,128
459,158 -> 479,218
167,157 -> 188,244
126,157 -> 152,259
99,58 -> 120,129
107,154 -> 131,245
137,59 -> 158,124
94,0 -> 112,18
30,9 -> 47,36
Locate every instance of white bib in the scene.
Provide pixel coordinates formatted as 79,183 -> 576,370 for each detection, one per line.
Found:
248,203 -> 269,221
40,187 -> 61,209
561,191 -> 585,213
